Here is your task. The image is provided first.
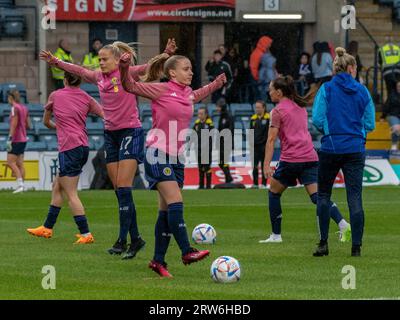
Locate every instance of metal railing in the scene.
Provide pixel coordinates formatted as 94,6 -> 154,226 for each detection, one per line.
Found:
356,17 -> 382,104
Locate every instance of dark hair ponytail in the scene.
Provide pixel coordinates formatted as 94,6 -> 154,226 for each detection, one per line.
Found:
271,75 -> 308,107
64,71 -> 82,87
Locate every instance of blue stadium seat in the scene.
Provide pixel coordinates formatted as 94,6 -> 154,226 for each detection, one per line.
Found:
25,141 -> 47,151
234,120 -> 244,130
0,135 -> 8,151
0,83 -> 27,103
34,122 -> 53,135
0,103 -> 9,118
139,103 -> 151,118
207,103 -> 217,115
46,141 -> 59,151
142,119 -> 152,131
230,103 -> 253,115
266,103 -> 275,112
212,115 -> 220,125
89,135 -> 104,150
0,122 -> 10,135
87,122 -> 104,135
39,134 -> 57,144
0,8 -> 27,39
80,83 -> 100,100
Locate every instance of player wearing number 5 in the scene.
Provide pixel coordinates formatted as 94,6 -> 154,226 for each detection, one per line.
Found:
40,39 -> 177,259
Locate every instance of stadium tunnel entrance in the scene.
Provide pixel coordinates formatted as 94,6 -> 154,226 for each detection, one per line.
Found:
224,22 -> 304,77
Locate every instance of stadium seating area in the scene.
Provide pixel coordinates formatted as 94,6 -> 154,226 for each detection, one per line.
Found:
0,83 -> 323,152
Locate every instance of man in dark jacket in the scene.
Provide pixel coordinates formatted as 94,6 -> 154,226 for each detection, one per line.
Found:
216,98 -> 234,183
205,50 -> 233,103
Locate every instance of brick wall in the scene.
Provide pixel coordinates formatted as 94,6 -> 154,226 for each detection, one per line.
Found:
45,22 -> 89,95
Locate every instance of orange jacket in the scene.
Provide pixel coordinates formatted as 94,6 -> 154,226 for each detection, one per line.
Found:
249,36 -> 273,81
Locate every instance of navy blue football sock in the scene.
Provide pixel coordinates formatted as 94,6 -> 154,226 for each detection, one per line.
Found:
310,193 -> 344,225
74,215 -> 90,235
43,205 -> 61,229
167,202 -> 191,255
128,195 -> 140,242
154,210 -> 171,263
116,187 -> 133,243
268,191 -> 282,235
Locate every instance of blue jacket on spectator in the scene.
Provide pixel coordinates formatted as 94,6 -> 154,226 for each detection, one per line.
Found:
312,72 -> 375,154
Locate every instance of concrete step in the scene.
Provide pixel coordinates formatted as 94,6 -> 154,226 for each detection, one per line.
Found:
356,11 -> 392,19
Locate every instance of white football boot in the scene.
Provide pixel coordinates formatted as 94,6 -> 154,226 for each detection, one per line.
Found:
259,234 -> 283,243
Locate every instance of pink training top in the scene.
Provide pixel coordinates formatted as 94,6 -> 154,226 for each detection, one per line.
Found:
119,64 -> 223,156
49,58 -> 146,131
10,102 -> 29,143
45,87 -> 104,152
270,98 -> 318,163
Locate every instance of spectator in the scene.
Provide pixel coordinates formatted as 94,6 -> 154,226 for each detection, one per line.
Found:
218,44 -> 227,61
51,39 -> 74,90
205,50 -> 233,103
193,107 -> 214,189
381,80 -> 400,151
82,38 -> 103,71
250,36 -> 276,102
311,41 -> 333,84
216,98 -> 234,183
250,100 -> 270,189
237,59 -> 257,104
296,52 -> 314,95
379,36 -> 400,97
347,41 -> 364,82
224,47 -> 242,102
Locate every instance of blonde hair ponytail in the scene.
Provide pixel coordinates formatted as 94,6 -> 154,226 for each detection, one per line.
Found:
333,47 -> 356,74
101,41 -> 137,65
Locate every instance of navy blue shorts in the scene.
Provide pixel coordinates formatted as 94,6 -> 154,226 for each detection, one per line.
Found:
9,142 -> 26,155
104,127 -> 144,164
273,161 -> 318,187
58,146 -> 89,177
144,148 -> 185,190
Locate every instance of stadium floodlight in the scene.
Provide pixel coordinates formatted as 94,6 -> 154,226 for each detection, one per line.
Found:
241,12 -> 304,21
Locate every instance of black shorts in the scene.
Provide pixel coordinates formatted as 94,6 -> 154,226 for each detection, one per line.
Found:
9,142 -> 26,155
273,161 -> 318,187
58,146 -> 89,177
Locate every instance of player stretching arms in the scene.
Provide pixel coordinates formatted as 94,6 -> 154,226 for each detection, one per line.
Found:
27,72 -> 104,244
312,48 -> 375,257
259,76 -> 351,243
40,39 -> 177,259
119,52 -> 226,277
6,90 -> 31,194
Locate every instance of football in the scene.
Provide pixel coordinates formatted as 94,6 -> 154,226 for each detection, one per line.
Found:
211,256 -> 241,283
192,223 -> 217,244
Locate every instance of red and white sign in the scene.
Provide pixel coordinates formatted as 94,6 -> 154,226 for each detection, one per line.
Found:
182,159 -> 400,189
47,0 -> 235,21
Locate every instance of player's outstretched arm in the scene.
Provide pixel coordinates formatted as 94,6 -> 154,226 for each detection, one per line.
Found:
129,38 -> 177,80
193,73 -> 226,103
120,53 -> 166,100
39,50 -> 98,84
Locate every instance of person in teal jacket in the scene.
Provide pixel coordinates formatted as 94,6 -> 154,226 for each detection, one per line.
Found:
312,47 -> 375,258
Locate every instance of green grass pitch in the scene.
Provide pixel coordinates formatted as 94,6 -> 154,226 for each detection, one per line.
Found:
0,187 -> 399,300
